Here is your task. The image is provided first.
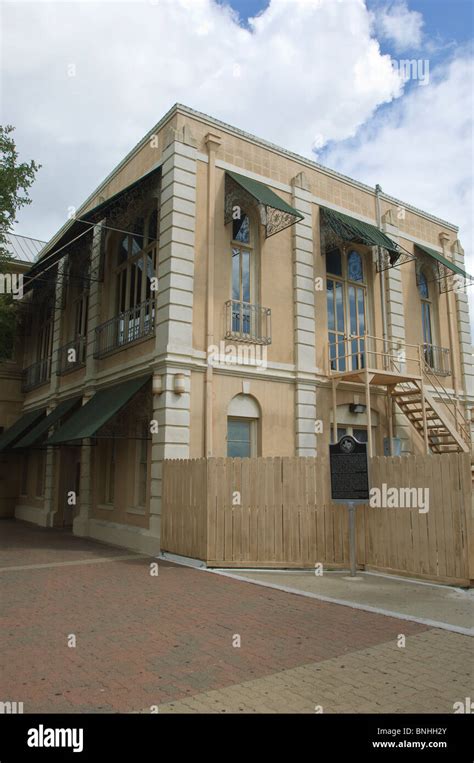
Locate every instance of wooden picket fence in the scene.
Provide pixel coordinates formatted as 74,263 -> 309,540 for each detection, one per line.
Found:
161,453 -> 473,586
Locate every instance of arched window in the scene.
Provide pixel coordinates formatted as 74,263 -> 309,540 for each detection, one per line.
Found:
230,210 -> 258,336
227,394 -> 260,457
326,248 -> 367,372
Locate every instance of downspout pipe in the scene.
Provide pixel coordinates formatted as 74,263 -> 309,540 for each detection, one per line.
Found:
375,184 -> 392,455
375,184 -> 389,356
204,133 -> 222,458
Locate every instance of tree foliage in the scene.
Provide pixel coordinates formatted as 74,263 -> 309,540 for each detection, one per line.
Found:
0,125 -> 41,360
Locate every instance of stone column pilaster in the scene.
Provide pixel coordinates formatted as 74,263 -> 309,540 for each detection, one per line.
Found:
291,172 -> 317,456
149,135 -> 197,545
382,213 -> 412,454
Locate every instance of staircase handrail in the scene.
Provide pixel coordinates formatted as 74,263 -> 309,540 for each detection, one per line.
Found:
422,358 -> 471,446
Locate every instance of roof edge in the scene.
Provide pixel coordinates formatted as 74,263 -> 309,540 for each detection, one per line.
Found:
35,102 -> 460,265
174,104 -> 459,232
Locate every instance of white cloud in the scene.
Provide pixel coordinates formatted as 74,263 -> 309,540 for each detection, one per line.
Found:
322,53 -> 474,329
372,0 -> 424,53
3,0 -> 471,331
2,0 -> 402,240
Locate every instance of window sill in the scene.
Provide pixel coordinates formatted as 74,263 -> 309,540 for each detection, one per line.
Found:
127,506 -> 146,516
97,503 -> 115,511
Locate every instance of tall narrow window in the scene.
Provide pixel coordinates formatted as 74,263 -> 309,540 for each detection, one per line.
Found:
37,302 -> 53,377
115,208 -> 158,345
326,248 -> 367,372
231,211 -> 256,337
418,270 -> 434,368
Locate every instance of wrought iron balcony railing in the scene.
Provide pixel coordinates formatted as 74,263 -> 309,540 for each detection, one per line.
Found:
422,343 -> 451,377
21,356 -> 52,392
94,299 -> 155,359
225,300 -> 271,345
57,336 -> 87,376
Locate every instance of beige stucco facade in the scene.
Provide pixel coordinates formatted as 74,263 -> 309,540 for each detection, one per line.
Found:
1,104 -> 472,554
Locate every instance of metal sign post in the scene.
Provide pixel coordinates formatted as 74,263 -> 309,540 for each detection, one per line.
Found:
329,435 -> 370,579
348,501 -> 356,577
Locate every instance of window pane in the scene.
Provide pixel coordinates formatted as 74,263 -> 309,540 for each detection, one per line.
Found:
418,271 -> 429,299
228,440 -> 251,458
326,248 -> 342,276
233,213 -> 250,244
228,420 -> 251,442
348,250 -> 363,282
349,285 -> 356,334
357,288 -> 365,334
337,338 -> 346,371
132,217 -> 145,255
129,264 -> 137,308
147,209 -> 158,244
242,250 -> 250,303
232,248 -> 240,301
353,428 -> 368,443
118,235 -> 128,265
329,334 -> 337,370
335,282 -> 344,332
227,419 -> 252,458
422,303 -> 432,344
119,271 -> 126,312
330,427 -> 347,443
327,280 -> 334,331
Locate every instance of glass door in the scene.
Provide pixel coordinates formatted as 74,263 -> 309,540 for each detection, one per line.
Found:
327,278 -> 366,371
327,279 -> 346,371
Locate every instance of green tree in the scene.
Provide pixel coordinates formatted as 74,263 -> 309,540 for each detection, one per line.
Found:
0,125 -> 41,360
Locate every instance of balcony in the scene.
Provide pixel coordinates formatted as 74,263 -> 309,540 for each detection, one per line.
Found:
328,335 -> 451,381
225,300 -> 272,345
57,336 -> 86,376
94,299 -> 155,359
22,357 -> 52,392
423,343 -> 451,377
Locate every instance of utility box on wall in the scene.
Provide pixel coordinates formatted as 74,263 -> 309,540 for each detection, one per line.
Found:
384,437 -> 401,456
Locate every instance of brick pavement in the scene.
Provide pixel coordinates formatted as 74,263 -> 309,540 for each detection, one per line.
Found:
0,521 -> 472,713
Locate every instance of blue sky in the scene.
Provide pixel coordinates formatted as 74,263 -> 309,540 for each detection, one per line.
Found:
227,0 -> 474,43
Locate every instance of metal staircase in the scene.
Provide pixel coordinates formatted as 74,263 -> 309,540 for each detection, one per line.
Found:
391,371 -> 471,454
328,332 -> 472,457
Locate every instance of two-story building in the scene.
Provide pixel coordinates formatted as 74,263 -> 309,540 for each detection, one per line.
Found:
0,103 -> 472,555
0,234 -> 45,518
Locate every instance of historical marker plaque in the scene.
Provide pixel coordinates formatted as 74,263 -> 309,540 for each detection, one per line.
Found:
329,435 -> 370,503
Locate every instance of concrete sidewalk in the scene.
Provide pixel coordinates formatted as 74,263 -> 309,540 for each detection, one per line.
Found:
218,569 -> 474,634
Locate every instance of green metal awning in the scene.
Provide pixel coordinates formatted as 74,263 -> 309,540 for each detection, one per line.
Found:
14,397 -> 82,449
320,206 -> 400,257
225,170 -> 304,238
47,375 -> 151,445
0,408 -> 46,452
415,244 -> 469,279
